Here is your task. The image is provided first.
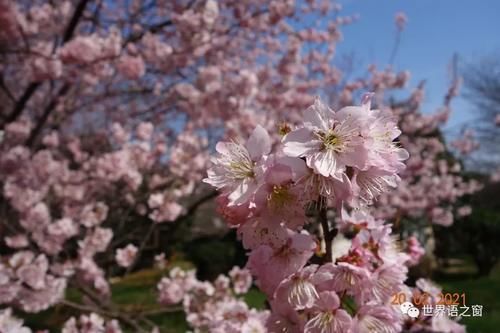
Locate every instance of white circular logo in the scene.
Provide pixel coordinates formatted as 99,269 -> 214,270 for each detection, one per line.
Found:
400,301 -> 413,314
407,307 -> 420,318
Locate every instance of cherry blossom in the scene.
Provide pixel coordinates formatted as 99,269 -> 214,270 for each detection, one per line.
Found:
0,0 -> 478,331
204,125 -> 271,206
115,244 -> 138,268
0,308 -> 32,333
304,291 -> 352,333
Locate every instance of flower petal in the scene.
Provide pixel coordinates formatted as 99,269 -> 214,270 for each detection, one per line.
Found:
304,97 -> 332,130
283,127 -> 318,157
246,125 -> 271,160
308,150 -> 336,177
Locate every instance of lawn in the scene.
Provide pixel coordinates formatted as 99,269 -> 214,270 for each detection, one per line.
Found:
22,260 -> 266,332
435,261 -> 500,333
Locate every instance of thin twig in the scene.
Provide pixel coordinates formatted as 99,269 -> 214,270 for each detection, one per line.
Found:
319,206 -> 333,263
126,222 -> 156,274
388,30 -> 401,66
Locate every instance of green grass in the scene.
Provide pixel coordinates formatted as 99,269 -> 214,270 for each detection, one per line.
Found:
21,260 -> 266,332
436,262 -> 500,333
22,259 -> 499,332
23,263 -> 193,332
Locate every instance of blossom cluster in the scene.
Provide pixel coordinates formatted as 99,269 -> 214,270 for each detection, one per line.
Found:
62,313 -> 122,333
373,88 -> 482,227
406,279 -> 467,332
0,308 -> 32,333
157,266 -> 266,332
0,120 -> 196,312
204,96 -> 466,332
0,0 -> 481,330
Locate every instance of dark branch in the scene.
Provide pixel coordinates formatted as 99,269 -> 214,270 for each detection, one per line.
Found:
3,0 -> 89,127
319,203 -> 338,263
3,82 -> 41,125
25,83 -> 70,147
63,0 -> 91,42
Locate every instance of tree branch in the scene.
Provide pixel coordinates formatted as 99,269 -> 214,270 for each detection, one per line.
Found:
63,0 -> 91,43
3,82 -> 41,125
25,83 -> 70,147
319,206 -> 332,262
2,0 -> 89,126
319,203 -> 338,263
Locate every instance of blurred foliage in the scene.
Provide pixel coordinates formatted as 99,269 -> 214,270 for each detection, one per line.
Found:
437,262 -> 500,333
435,180 -> 500,276
183,230 -> 247,281
21,256 -> 500,332
22,264 -> 192,332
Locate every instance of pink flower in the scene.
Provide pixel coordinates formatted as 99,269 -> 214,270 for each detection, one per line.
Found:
238,217 -> 289,250
215,194 -> 252,227
62,313 -> 122,333
316,262 -> 370,296
247,232 -> 316,296
59,31 -> 121,64
48,218 -> 78,238
80,202 -> 109,228
147,193 -> 184,223
141,32 -> 173,63
204,125 -> 271,206
229,266 -> 252,294
4,119 -> 32,142
283,98 -> 367,178
30,55 -> 62,81
303,171 -> 353,206
405,236 -> 425,266
115,244 -> 138,268
20,202 -> 50,231
431,315 -> 466,333
431,207 -> 453,226
150,201 -> 183,223
395,12 -> 408,31
78,228 -> 113,257
241,317 -> 266,333
457,205 -> 472,217
274,265 -> 330,310
117,55 -> 146,79
351,303 -> 402,333
154,253 -> 168,269
362,108 -> 409,173
16,275 -> 67,312
136,122 -> 154,141
253,161 -> 307,228
351,167 -> 399,205
337,207 -> 382,232
16,254 -> 48,290
4,235 -> 29,249
369,264 -> 408,303
304,291 -> 352,333
0,308 -> 32,333
157,277 -> 185,305
42,131 -> 59,147
111,123 -> 129,144
267,300 -> 305,333
59,35 -> 103,64
416,278 -> 441,298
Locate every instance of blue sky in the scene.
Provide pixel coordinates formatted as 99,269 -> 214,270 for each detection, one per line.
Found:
335,0 -> 500,135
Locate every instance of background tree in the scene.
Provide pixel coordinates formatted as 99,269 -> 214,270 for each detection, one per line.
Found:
0,0 -> 484,331
462,55 -> 500,172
